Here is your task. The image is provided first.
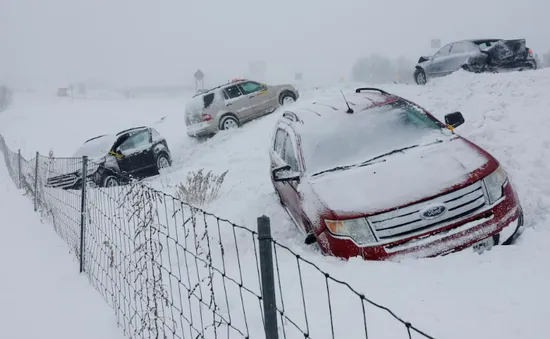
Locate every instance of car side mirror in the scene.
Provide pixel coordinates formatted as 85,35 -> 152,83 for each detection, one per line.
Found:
272,164 -> 300,183
444,112 -> 465,129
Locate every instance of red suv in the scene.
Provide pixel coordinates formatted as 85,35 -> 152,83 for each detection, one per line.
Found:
269,87 -> 524,260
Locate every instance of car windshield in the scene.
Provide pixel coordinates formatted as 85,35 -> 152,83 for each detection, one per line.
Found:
73,135 -> 118,159
302,99 -> 448,175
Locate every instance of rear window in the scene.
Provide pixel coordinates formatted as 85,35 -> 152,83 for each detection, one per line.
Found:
203,93 -> 215,109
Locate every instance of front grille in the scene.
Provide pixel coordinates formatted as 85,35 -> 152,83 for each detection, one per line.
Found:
46,172 -> 80,189
367,181 -> 486,241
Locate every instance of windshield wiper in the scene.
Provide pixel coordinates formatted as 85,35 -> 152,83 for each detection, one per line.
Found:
312,140 -> 444,178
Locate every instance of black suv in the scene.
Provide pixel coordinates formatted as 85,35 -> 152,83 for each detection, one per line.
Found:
46,126 -> 172,189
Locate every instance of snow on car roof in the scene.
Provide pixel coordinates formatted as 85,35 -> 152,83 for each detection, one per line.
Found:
284,89 -> 400,126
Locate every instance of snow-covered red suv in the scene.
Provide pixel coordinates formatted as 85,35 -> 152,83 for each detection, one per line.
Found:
269,87 -> 524,260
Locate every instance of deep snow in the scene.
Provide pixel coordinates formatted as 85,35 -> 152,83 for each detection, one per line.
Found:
1,69 -> 549,338
0,154 -> 124,338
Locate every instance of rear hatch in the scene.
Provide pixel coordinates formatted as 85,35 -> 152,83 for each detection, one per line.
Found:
185,92 -> 216,125
485,39 -> 528,65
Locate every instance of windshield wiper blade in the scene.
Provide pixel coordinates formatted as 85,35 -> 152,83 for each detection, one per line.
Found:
311,140 -> 445,178
357,144 -> 420,167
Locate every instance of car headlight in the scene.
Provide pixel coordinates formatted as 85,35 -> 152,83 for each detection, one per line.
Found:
325,218 -> 377,245
483,166 -> 508,204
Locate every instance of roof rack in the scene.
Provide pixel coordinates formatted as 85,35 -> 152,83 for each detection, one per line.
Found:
116,126 -> 148,136
84,134 -> 107,143
355,87 -> 390,95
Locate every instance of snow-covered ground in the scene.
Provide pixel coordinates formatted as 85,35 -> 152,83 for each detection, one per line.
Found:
1,70 -> 549,338
0,154 -> 124,339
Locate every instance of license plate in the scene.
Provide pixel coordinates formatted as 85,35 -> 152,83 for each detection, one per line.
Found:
472,237 -> 495,254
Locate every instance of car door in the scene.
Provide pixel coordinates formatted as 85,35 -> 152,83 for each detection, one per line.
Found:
272,127 -> 305,232
116,129 -> 155,178
222,85 -> 252,122
425,43 -> 453,76
445,41 -> 476,72
238,81 -> 274,117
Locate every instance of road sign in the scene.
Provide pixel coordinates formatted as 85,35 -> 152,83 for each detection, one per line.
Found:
194,69 -> 205,80
431,39 -> 441,49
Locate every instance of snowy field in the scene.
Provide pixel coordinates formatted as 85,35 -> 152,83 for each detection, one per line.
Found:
1,69 -> 550,338
0,155 -> 124,339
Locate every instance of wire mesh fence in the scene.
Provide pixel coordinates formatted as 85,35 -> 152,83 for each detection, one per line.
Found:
0,135 -> 437,339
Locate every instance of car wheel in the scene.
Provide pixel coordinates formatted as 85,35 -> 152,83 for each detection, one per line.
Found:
102,175 -> 119,188
414,69 -> 427,85
156,153 -> 171,170
219,115 -> 239,130
280,92 -> 296,106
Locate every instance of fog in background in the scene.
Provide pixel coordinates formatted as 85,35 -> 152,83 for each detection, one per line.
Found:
1,0 -> 549,90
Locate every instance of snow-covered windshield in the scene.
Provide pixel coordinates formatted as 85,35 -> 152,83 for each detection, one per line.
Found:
302,99 -> 447,175
73,134 -> 118,159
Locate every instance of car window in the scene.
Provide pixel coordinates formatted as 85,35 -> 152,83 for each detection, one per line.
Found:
223,85 -> 243,99
302,99 -> 445,175
450,42 -> 473,54
283,134 -> 298,171
203,92 -> 215,108
118,130 -> 150,152
434,44 -> 452,57
274,128 -> 286,156
239,81 -> 264,94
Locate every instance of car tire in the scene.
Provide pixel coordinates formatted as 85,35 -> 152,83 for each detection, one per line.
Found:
280,92 -> 296,106
219,115 -> 239,130
414,69 -> 427,85
156,152 -> 171,171
102,175 -> 119,188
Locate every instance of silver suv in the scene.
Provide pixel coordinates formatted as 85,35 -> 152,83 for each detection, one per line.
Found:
185,79 -> 299,137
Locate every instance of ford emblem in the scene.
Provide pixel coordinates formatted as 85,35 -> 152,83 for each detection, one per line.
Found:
419,203 -> 447,220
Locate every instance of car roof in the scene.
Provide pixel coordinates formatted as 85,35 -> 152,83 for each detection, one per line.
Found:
116,126 -> 148,136
191,79 -> 251,98
280,88 -> 401,128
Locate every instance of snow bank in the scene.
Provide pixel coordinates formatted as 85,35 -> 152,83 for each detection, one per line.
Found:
1,69 -> 550,339
0,159 -> 124,339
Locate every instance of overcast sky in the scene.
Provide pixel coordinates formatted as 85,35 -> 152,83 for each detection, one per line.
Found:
0,0 -> 548,88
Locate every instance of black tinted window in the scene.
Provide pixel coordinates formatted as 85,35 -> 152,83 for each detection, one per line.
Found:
224,85 -> 243,99
203,93 -> 215,108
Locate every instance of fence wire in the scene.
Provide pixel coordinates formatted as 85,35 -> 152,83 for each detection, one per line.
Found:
0,136 -> 437,339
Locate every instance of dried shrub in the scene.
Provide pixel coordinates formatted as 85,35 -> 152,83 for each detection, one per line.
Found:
175,169 -> 228,208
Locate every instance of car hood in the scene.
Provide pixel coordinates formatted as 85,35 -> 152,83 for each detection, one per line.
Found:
309,137 -> 491,217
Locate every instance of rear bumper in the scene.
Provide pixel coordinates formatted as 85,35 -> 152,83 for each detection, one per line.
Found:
186,121 -> 218,137
318,180 -> 524,261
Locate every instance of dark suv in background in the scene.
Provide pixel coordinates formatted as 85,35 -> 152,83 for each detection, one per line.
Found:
46,126 -> 172,189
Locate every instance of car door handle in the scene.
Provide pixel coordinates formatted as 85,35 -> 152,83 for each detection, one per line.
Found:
226,102 -> 232,106
248,95 -> 255,99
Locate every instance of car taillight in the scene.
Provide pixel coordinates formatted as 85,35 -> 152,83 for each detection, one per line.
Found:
201,114 -> 212,121
528,48 -> 533,56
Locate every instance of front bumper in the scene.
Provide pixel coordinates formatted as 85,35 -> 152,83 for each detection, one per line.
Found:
318,180 -> 524,261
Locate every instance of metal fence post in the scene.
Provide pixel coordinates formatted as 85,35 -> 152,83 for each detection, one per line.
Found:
79,156 -> 88,273
34,152 -> 39,211
17,149 -> 21,189
257,215 -> 279,339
